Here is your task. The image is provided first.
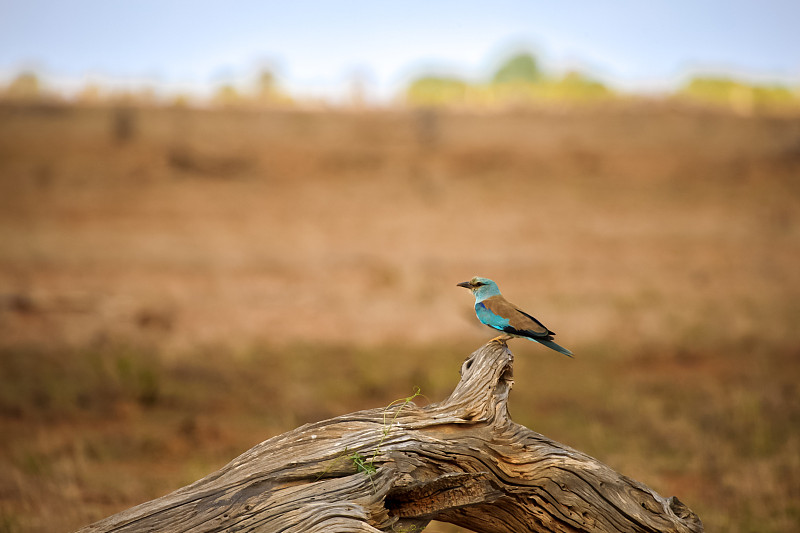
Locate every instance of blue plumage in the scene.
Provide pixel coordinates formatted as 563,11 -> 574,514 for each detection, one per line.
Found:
475,301 -> 510,330
458,276 -> 573,357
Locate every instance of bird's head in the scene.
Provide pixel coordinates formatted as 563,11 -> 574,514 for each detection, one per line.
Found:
457,276 -> 501,300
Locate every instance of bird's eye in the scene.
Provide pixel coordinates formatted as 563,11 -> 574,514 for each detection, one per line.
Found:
474,282 -> 484,286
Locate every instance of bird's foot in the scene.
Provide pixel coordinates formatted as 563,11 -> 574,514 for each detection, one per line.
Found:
489,335 -> 513,345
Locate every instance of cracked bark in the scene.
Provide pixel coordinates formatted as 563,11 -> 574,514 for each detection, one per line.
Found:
76,340 -> 703,533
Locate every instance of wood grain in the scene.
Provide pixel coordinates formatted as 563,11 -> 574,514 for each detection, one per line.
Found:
77,341 -> 703,532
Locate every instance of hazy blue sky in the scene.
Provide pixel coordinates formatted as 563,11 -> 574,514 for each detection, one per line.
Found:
1,1 -> 798,101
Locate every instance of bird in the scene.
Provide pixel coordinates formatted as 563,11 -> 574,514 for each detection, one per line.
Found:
457,276 -> 573,357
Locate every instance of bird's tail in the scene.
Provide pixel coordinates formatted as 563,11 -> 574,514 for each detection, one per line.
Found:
536,339 -> 574,357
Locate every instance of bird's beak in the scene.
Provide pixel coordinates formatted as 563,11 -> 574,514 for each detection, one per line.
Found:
456,281 -> 472,289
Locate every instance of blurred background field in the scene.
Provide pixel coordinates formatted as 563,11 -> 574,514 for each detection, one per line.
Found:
2,3 -> 800,532
1,100 -> 799,533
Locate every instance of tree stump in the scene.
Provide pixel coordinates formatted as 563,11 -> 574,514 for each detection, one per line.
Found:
77,341 -> 703,533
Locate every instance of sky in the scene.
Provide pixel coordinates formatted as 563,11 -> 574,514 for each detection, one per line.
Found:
1,0 -> 799,102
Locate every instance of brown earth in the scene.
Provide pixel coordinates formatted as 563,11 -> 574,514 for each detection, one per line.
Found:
0,102 -> 799,532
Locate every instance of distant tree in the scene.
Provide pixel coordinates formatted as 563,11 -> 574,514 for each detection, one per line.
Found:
682,77 -> 738,102
171,93 -> 192,108
553,71 -> 612,100
258,70 -> 275,91
492,52 -> 543,85
681,76 -> 797,113
252,68 -> 292,107
406,76 -> 469,106
213,84 -> 241,107
256,69 -> 276,102
4,72 -> 41,100
76,82 -> 103,104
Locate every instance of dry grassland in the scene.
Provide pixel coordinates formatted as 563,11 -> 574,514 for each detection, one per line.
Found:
0,102 -> 799,532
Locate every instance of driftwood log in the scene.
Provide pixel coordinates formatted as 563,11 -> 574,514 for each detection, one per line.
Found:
77,340 -> 703,533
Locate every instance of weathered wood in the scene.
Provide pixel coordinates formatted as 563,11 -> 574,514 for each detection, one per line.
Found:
77,341 -> 703,533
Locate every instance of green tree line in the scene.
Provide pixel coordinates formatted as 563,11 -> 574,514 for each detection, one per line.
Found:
2,52 -> 799,113
405,52 -> 800,112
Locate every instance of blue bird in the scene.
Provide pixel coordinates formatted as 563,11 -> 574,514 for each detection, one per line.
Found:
458,276 -> 573,357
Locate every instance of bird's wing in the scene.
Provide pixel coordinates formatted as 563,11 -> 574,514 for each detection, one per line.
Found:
481,295 -> 554,339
